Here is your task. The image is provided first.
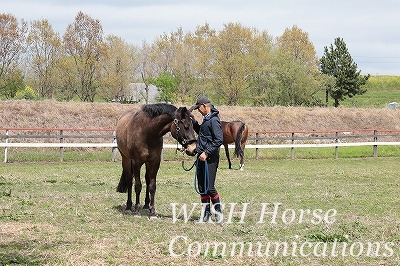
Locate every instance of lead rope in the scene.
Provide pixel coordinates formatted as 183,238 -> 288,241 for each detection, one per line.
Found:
182,157 -> 210,195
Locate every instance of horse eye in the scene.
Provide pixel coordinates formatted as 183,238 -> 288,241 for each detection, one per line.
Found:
183,121 -> 190,130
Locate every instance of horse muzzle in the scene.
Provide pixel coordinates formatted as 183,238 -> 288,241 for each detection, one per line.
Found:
183,141 -> 197,156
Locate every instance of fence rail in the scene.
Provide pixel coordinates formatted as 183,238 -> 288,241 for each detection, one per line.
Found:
1,127 -> 400,162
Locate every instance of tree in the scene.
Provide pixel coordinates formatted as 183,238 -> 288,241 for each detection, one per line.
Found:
63,11 -> 105,102
320,37 -> 370,107
57,56 -> 76,101
247,31 -> 276,106
148,72 -> 178,103
150,27 -> 197,103
277,25 -> 319,74
273,25 -> 321,106
134,42 -> 154,104
249,26 -> 323,106
187,23 -> 217,100
99,35 -> 136,102
0,13 -> 27,98
213,23 -> 261,105
0,69 -> 25,99
27,18 -> 62,98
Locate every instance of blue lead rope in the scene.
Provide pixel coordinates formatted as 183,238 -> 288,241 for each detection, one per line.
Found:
194,159 -> 209,195
182,157 -> 210,195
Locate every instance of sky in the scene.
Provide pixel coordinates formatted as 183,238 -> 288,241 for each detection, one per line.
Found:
3,0 -> 400,75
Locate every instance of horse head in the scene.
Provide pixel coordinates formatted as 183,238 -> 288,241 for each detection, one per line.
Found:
170,107 -> 197,156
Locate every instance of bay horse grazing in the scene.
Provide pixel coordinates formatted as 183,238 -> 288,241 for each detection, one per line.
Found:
116,103 -> 197,217
221,121 -> 249,170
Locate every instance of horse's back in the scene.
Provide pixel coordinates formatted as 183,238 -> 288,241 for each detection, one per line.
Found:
116,109 -> 137,132
117,107 -> 168,162
222,121 -> 242,144
116,109 -> 138,143
116,109 -> 149,159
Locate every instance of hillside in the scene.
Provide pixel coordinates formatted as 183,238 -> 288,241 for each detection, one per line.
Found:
1,100 -> 400,132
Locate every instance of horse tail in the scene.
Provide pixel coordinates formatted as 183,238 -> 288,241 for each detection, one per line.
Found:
234,122 -> 245,157
116,171 -> 127,193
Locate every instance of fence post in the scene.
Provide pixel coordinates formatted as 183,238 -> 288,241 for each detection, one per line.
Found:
373,130 -> 378,157
112,130 -> 118,162
161,136 -> 164,161
59,130 -> 64,162
4,129 -> 9,163
335,131 -> 339,159
291,132 -> 295,159
255,132 -> 259,160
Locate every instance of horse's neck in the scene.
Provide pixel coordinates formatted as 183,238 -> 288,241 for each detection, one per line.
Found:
150,114 -> 173,138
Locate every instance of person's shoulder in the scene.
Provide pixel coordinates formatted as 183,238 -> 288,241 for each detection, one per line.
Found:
210,114 -> 221,125
210,111 -> 220,119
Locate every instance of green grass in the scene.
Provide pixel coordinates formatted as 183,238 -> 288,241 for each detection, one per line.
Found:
1,147 -> 115,163
339,90 -> 400,108
3,144 -> 400,163
1,158 -> 400,265
321,88 -> 400,108
315,74 -> 400,108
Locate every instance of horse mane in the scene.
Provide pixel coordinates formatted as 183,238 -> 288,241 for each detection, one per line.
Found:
141,103 -> 177,118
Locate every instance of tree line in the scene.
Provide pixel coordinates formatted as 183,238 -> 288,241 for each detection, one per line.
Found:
0,11 -> 369,107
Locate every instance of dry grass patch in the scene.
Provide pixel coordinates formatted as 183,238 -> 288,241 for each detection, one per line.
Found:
2,100 -> 400,132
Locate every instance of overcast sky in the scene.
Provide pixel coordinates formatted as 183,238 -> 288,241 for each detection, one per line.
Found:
3,0 -> 400,75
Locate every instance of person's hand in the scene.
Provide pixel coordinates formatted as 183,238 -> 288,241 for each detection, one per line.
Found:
190,114 -> 196,123
199,152 -> 208,161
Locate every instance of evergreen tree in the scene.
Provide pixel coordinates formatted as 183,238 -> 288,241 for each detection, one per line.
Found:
320,37 -> 369,107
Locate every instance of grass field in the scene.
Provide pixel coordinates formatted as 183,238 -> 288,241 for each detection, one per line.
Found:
3,144 -> 400,163
340,90 -> 400,108
1,157 -> 400,265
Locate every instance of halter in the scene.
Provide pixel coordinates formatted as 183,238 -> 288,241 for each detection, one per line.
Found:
173,118 -> 191,146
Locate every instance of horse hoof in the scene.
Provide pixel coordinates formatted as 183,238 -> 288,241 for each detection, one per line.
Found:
123,209 -> 133,215
133,212 -> 141,217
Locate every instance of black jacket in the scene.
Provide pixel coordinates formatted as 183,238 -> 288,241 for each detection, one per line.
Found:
193,106 -> 223,157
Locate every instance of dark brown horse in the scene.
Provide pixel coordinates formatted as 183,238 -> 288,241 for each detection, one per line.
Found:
116,103 -> 197,217
221,120 -> 249,170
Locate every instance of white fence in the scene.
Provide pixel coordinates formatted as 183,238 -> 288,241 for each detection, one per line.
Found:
1,128 -> 400,162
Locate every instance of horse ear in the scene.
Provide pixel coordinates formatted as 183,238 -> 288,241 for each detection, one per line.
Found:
180,107 -> 188,118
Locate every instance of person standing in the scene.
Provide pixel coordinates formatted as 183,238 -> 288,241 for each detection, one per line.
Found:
191,96 -> 224,223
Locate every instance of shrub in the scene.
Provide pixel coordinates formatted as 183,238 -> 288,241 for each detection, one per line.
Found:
15,86 -> 38,100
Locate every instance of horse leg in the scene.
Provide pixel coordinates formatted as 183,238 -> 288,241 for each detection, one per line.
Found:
224,143 -> 232,169
145,160 -> 161,218
119,156 -> 133,212
143,177 -> 150,209
133,164 -> 142,216
142,161 -> 154,210
239,125 -> 248,171
239,145 -> 245,171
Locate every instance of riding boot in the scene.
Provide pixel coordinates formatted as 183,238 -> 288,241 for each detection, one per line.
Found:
211,194 -> 223,224
198,195 -> 211,223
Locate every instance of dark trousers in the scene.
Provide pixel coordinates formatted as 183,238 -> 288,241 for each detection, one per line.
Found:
196,155 -> 219,197
197,153 -> 221,214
